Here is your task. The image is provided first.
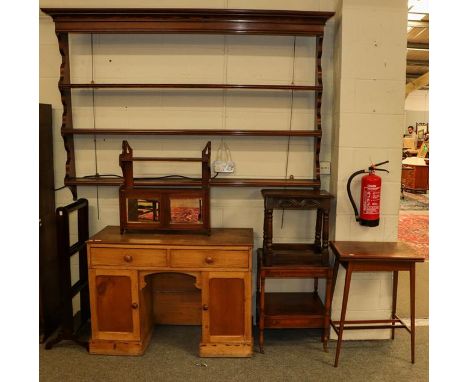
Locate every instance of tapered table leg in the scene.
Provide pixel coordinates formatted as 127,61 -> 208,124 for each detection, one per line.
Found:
334,264 -> 353,367
391,271 -> 399,340
331,257 -> 340,301
410,263 -> 416,363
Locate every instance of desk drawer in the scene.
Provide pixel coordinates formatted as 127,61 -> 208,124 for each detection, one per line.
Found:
170,249 -> 249,269
90,247 -> 167,267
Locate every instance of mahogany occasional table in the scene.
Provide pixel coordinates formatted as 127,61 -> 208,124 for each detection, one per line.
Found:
329,241 -> 425,367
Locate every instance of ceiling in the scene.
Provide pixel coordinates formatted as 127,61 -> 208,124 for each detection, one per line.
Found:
406,0 -> 429,90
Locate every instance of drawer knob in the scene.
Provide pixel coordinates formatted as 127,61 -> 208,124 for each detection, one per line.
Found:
131,302 -> 138,309
124,255 -> 133,262
205,257 -> 214,264
202,304 -> 209,311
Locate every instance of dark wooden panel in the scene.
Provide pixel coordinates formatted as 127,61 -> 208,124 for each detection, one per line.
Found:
209,278 -> 244,336
96,275 -> 133,332
39,103 -> 61,342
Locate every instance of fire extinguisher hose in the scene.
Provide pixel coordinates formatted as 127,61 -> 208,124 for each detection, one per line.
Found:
347,169 -> 366,222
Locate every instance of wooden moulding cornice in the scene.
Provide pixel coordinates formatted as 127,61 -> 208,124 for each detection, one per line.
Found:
40,8 -> 335,35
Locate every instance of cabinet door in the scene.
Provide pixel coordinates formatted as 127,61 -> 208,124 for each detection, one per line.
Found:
89,269 -> 140,341
401,166 -> 415,188
201,272 -> 251,343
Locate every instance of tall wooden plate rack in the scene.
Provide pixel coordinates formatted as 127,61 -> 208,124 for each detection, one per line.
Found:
41,8 -> 335,199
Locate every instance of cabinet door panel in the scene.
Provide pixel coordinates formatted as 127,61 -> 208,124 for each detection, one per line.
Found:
89,269 -> 140,341
209,278 -> 244,336
202,272 -> 251,343
96,275 -> 133,332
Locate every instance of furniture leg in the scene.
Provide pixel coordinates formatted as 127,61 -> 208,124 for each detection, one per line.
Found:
334,263 -> 352,367
264,208 -> 273,266
259,275 -> 265,354
314,209 -> 323,248
410,263 -> 416,364
331,256 -> 340,302
322,272 -> 333,353
391,271 -> 399,340
256,251 -> 262,326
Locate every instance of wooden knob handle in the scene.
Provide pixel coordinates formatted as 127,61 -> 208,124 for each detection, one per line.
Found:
205,257 -> 214,264
131,303 -> 138,309
124,255 -> 133,262
202,304 -> 209,311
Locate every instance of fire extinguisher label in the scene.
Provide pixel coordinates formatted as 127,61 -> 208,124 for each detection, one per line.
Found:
363,184 -> 380,215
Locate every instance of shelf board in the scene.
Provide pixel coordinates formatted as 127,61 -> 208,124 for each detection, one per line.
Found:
263,249 -> 326,267
264,292 -> 325,317
61,83 -> 322,91
64,177 -> 320,188
62,129 -> 322,137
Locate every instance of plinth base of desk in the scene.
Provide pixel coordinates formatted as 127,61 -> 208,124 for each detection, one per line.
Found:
89,331 -> 152,356
199,342 -> 253,357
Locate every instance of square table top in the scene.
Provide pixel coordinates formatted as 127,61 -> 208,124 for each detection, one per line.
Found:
330,241 -> 425,262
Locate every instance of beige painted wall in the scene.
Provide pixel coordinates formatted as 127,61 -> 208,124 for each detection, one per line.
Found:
329,0 -> 408,339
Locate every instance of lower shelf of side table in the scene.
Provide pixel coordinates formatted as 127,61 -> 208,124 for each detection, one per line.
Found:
264,292 -> 325,328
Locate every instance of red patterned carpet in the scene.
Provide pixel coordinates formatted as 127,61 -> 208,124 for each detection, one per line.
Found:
398,213 -> 429,260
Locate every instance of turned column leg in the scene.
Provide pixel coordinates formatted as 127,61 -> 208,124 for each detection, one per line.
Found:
321,210 -> 330,264
410,263 -> 416,364
264,208 -> 273,266
314,209 -> 323,248
391,271 -> 399,340
334,263 -> 352,367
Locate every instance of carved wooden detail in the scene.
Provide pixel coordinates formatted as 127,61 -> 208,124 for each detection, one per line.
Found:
56,32 -> 77,199
314,35 -> 324,181
276,198 -> 321,210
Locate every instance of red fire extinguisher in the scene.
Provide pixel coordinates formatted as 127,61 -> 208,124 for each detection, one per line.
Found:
347,161 -> 389,227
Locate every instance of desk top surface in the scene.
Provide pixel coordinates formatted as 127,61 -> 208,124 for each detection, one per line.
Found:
330,241 -> 425,262
88,226 -> 254,247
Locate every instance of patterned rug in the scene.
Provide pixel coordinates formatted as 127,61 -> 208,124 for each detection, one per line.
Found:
398,213 -> 429,260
